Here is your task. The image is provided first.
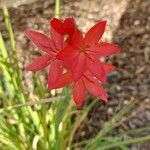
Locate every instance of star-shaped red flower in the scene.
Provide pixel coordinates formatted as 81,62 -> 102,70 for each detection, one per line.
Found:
49,62 -> 115,107
25,17 -> 121,107
50,17 -> 75,35
57,21 -> 120,82
25,25 -> 65,88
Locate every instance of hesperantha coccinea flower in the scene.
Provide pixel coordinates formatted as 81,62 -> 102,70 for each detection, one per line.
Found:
25,17 -> 120,107
57,21 -> 120,82
48,66 -> 115,107
25,17 -> 75,89
50,17 -> 75,35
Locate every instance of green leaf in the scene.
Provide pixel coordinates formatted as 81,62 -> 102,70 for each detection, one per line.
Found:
95,136 -> 150,150
84,99 -> 136,150
54,88 -> 71,149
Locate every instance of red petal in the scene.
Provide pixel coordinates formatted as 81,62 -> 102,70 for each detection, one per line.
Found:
25,55 -> 50,71
102,63 -> 115,74
48,60 -> 63,88
48,71 -> 73,90
25,30 -> 55,55
63,17 -> 75,35
83,76 -> 108,101
71,53 -> 86,81
84,21 -> 107,45
72,29 -> 83,48
57,45 -> 79,60
50,18 -> 64,35
89,43 -> 120,56
50,27 -> 64,50
72,79 -> 86,107
86,57 -> 107,83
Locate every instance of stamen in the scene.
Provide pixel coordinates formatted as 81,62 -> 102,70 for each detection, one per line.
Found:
80,48 -> 86,52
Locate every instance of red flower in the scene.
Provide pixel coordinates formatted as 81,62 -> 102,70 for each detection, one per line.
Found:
25,26 -> 65,88
50,17 -> 75,35
25,18 -> 120,107
49,63 -> 115,107
57,21 -> 120,82
72,71 -> 107,107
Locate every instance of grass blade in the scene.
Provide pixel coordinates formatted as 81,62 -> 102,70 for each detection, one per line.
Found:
84,98 -> 136,150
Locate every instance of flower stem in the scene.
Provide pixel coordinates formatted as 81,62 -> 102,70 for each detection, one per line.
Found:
99,135 -> 150,150
55,0 -> 60,18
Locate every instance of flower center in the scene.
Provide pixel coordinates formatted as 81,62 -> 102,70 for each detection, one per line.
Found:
80,48 -> 86,53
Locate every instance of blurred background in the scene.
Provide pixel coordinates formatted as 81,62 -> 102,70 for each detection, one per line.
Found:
0,0 -> 150,149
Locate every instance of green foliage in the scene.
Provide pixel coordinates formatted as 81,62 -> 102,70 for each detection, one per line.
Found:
0,6 -> 149,150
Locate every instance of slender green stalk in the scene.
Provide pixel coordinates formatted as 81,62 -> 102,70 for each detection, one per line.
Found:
117,126 -> 150,137
68,100 -> 97,147
2,7 -> 16,52
0,96 -> 62,114
2,6 -> 25,102
94,100 -> 135,140
84,99 -> 136,150
71,126 -> 150,148
55,0 -> 60,18
97,136 -> 150,150
0,32 -> 9,59
35,73 -> 50,148
0,32 -> 16,98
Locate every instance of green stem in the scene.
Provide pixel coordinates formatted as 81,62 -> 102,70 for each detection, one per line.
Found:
2,6 -> 25,102
71,126 -> 150,148
68,100 -> 97,147
117,126 -> 150,137
98,136 -> 150,150
0,96 -> 62,114
55,0 -> 60,18
84,99 -> 136,150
